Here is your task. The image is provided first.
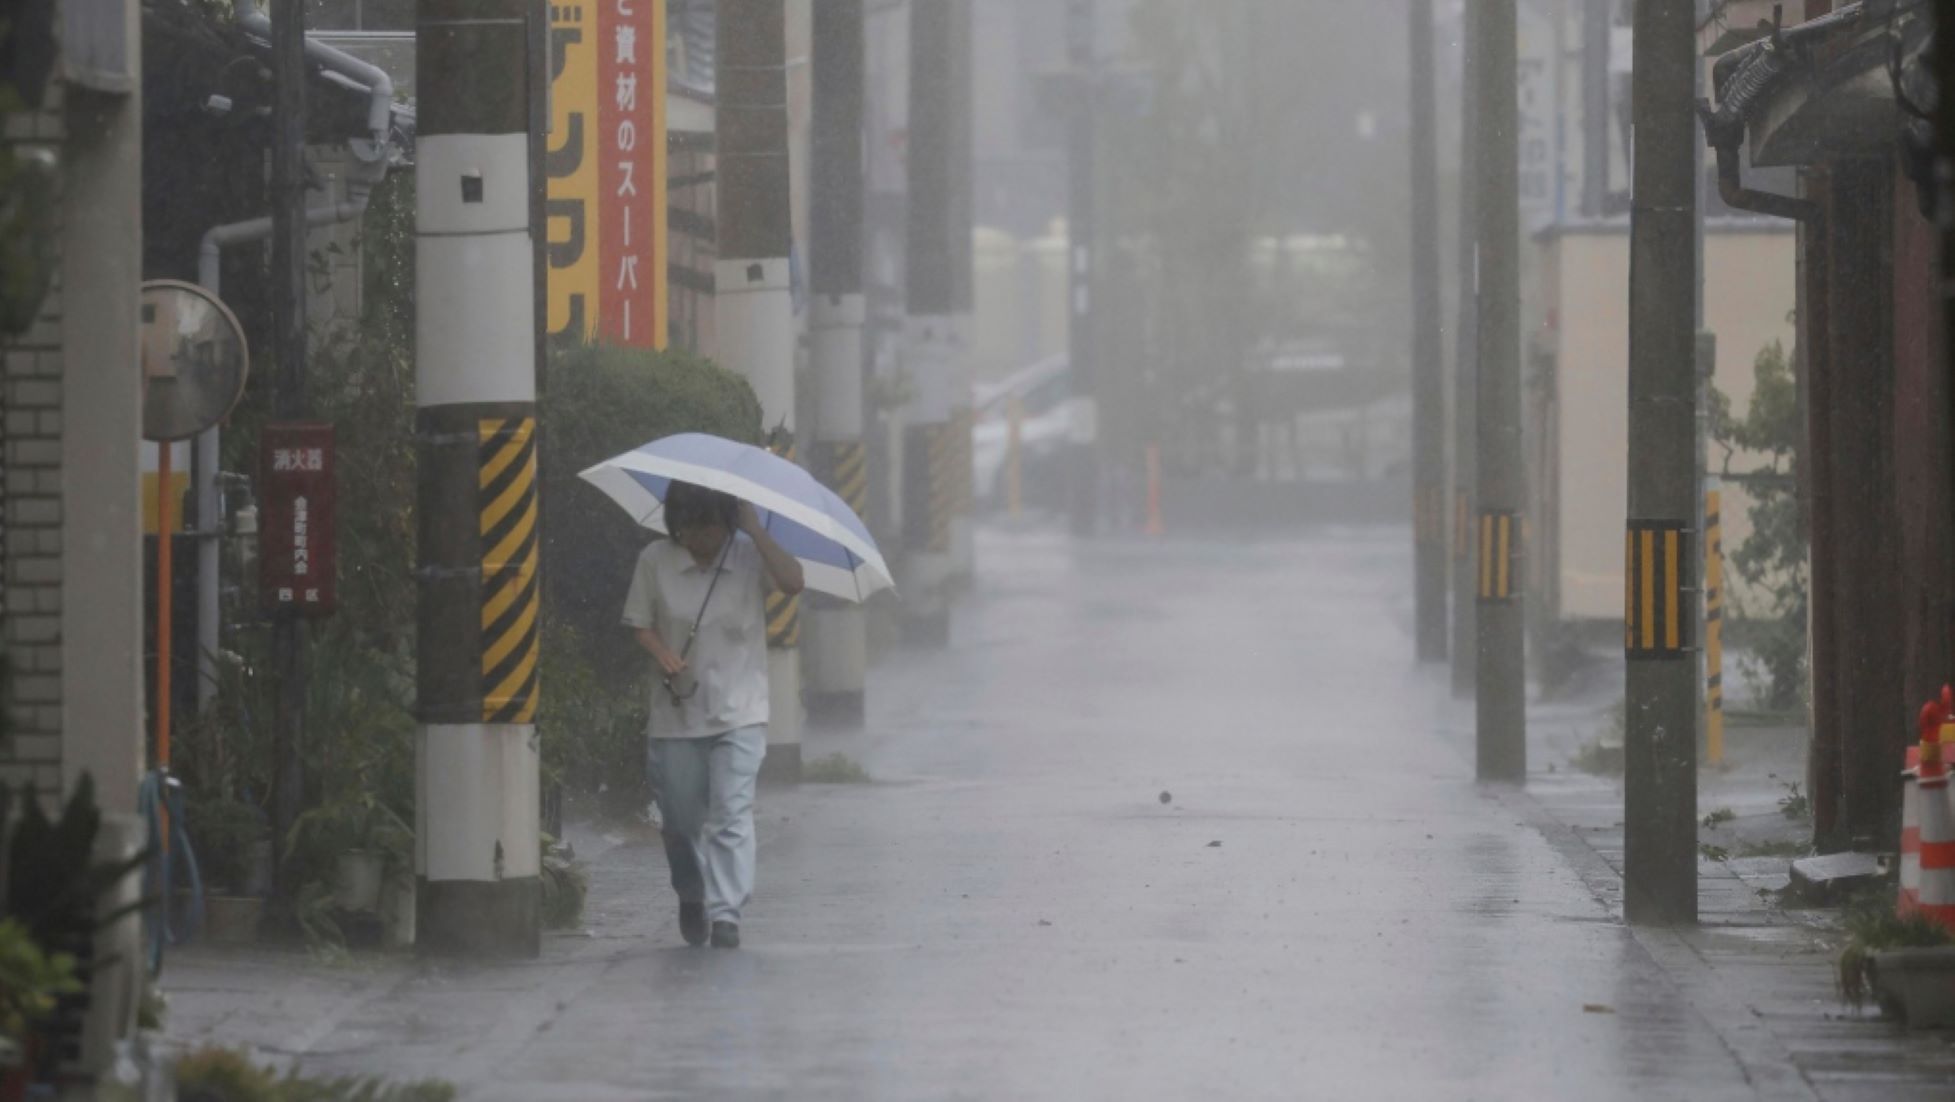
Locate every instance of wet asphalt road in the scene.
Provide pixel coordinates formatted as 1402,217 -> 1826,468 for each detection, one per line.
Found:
487,527 -> 1763,1100
168,526 -> 1799,1099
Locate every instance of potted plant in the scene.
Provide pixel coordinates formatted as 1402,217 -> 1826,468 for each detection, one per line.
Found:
183,795 -> 267,944
1838,901 -> 1955,1026
1873,943 -> 1955,1028
0,776 -> 149,1098
286,793 -> 411,915
0,918 -> 79,1101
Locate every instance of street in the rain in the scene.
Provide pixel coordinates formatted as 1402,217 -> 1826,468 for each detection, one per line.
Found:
161,527 -> 1955,1100
22,0 -> 1955,1098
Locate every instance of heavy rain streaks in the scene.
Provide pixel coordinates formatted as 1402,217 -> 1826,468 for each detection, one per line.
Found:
15,1 -> 1955,1099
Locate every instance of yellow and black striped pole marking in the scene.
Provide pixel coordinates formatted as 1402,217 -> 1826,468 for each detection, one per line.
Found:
480,417 -> 540,724
766,587 -> 801,647
1625,520 -> 1692,659
821,440 -> 870,523
1705,490 -> 1724,764
766,438 -> 802,649
1475,510 -> 1521,602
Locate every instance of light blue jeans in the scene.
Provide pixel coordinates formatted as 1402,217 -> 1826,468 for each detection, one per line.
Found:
646,725 -> 767,926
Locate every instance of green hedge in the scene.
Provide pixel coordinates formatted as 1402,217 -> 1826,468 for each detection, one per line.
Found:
185,165 -> 763,887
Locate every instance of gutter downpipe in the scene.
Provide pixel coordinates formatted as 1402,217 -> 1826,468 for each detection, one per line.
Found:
1694,0 -> 1862,224
190,8 -> 392,710
1710,141 -> 1819,221
240,4 -> 395,155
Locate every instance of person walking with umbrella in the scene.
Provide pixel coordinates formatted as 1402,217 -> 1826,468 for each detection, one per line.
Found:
586,433 -> 893,946
622,481 -> 805,948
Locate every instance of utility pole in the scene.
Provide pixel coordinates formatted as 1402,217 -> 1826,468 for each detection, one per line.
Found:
1451,0 -> 1481,697
414,0 -> 544,956
268,0 -> 308,915
1066,0 -> 1100,537
1937,1 -> 1955,506
1475,0 -> 1525,780
1408,0 -> 1447,663
902,0 -> 956,646
807,0 -> 871,726
717,0 -> 805,777
1623,0 -> 1699,925
947,0 -> 976,586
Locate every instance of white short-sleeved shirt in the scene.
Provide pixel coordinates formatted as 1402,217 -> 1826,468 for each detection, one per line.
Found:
621,535 -> 770,739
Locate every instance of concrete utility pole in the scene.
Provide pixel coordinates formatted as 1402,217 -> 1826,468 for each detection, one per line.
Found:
414,0 -> 544,957
1623,0 -> 1699,925
269,0 -> 309,913
1066,0 -> 1100,537
1474,0 -> 1524,780
716,0 -> 805,777
947,0 -> 976,586
1408,0 -> 1447,663
807,0 -> 871,726
1937,1 -> 1955,514
901,0 -> 957,646
1451,0 -> 1481,697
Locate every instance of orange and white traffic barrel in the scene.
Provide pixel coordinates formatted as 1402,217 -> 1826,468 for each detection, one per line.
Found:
1915,715 -> 1955,933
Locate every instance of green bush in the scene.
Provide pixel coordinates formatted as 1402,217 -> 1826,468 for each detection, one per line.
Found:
804,754 -> 873,784
0,776 -> 148,1082
536,615 -> 645,804
175,1046 -> 456,1102
0,918 -> 79,1073
1709,340 -> 1808,711
203,171 -> 423,918
192,164 -> 764,905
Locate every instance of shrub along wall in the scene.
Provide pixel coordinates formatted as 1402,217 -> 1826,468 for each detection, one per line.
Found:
179,169 -> 760,904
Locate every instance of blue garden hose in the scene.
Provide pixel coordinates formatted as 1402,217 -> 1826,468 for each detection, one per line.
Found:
138,769 -> 203,975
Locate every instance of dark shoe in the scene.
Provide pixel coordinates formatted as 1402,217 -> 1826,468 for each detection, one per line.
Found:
709,921 -> 740,949
680,902 -> 707,947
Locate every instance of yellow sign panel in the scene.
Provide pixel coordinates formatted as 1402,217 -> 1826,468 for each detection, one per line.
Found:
548,1 -> 666,348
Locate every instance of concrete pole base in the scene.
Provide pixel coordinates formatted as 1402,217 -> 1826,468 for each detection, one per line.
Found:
417,876 -> 541,958
767,648 -> 803,781
759,742 -> 803,785
807,690 -> 867,728
804,604 -> 868,723
897,547 -> 953,649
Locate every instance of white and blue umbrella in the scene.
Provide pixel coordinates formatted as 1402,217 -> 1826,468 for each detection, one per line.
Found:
578,432 -> 893,602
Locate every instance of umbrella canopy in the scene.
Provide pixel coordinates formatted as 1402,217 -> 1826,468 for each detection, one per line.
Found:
578,433 -> 893,602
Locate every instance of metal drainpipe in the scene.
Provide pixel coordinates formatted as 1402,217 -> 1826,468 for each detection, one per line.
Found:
239,3 -> 395,155
189,11 -> 393,710
1710,142 -> 1818,222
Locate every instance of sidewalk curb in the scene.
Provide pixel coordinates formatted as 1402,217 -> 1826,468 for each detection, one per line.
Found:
1490,782 -> 1825,1100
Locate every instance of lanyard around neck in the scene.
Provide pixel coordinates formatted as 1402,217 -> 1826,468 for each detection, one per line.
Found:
678,535 -> 735,661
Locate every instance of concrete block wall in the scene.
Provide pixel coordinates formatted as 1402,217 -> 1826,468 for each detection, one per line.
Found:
0,87 -> 69,799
